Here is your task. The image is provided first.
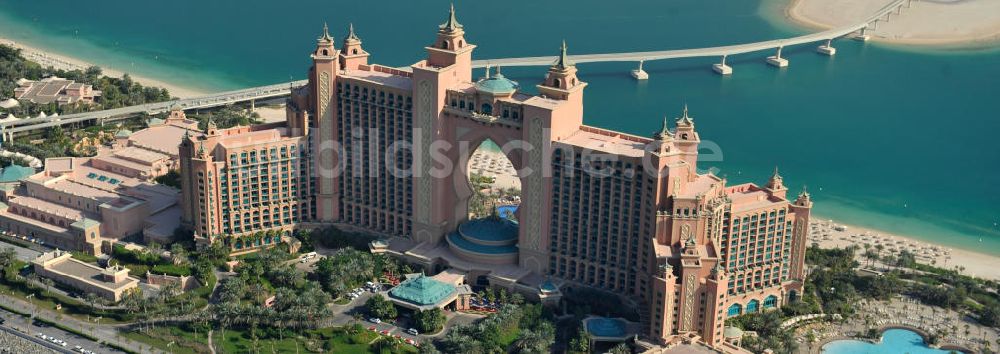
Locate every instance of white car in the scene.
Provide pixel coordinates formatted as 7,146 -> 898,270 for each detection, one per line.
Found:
369,317 -> 381,324
407,328 -> 419,336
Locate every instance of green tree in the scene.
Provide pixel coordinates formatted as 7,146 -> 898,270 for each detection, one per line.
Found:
414,308 -> 446,334
365,295 -> 397,320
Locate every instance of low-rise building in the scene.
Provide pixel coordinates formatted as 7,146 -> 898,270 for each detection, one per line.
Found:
31,249 -> 138,302
0,156 -> 182,253
14,77 -> 101,105
97,107 -> 202,181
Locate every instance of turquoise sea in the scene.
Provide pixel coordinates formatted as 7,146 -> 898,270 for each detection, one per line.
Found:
0,0 -> 997,255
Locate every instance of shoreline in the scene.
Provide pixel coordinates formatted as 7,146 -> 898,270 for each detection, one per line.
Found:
783,0 -> 1000,48
0,37 -> 207,99
809,218 -> 1000,281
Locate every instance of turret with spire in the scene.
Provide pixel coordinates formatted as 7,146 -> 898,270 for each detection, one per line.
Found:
204,116 -> 218,136
653,116 -> 672,141
795,185 -> 812,207
673,104 -> 700,173
766,166 -> 787,198
425,3 -> 475,73
537,40 -> 585,101
340,23 -> 369,70
315,22 -> 335,55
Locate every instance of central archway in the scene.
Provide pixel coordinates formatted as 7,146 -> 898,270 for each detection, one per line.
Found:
443,121 -> 530,266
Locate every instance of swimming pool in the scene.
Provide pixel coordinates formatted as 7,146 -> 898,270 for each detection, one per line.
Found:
496,204 -> 518,218
822,329 -> 957,354
585,317 -> 627,338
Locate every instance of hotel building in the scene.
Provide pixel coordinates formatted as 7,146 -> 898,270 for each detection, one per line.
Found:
180,7 -> 812,349
177,115 -> 313,252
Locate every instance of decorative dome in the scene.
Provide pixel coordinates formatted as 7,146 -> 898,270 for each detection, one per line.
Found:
475,71 -> 519,95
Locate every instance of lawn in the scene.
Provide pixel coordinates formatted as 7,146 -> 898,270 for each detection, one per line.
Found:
123,323 -> 420,354
123,326 -> 210,354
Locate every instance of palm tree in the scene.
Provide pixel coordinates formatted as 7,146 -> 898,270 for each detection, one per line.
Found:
609,343 -> 631,354
40,277 -> 54,295
84,293 -> 100,314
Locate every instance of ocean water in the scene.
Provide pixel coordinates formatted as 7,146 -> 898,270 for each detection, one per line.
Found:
822,329 -> 955,354
0,0 -> 997,254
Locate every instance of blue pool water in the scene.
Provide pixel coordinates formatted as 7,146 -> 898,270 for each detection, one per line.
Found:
586,317 -> 627,338
822,329 -> 957,354
496,205 -> 518,219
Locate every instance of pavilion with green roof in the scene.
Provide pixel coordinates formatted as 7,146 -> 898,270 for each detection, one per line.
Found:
384,273 -> 473,311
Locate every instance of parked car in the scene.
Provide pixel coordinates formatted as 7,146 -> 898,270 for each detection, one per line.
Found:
369,317 -> 381,324
407,328 -> 419,336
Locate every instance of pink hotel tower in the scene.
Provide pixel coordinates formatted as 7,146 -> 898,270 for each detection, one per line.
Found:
180,6 -> 812,349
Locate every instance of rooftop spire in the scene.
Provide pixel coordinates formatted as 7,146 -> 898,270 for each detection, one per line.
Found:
319,22 -> 333,42
346,23 -> 360,41
677,104 -> 694,125
440,3 -> 463,31
555,40 -> 572,69
653,115 -> 671,140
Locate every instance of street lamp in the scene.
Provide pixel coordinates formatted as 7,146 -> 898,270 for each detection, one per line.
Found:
25,293 -> 35,319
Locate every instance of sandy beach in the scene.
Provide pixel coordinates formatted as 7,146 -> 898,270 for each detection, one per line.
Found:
809,219 -> 1000,281
785,0 -> 1000,46
0,37 -> 207,99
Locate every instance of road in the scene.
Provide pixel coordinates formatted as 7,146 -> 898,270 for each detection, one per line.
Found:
0,309 -> 115,354
0,293 -> 163,354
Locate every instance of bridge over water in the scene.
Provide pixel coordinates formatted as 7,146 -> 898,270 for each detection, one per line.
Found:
1,0 -> 907,138
470,0 -> 908,75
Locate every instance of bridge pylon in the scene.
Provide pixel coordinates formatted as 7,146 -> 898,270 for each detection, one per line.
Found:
766,46 -> 789,68
816,39 -> 836,56
853,27 -> 871,41
630,60 -> 649,80
712,55 -> 733,75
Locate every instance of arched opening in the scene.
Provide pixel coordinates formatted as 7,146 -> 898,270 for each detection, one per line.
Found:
321,49 -> 328,56
459,40 -> 464,47
763,295 -> 778,309
480,103 -> 493,115
727,303 -> 742,317
746,300 -> 760,313
442,41 -> 450,49
466,139 -> 521,220
352,48 -> 358,54
788,290 -> 799,303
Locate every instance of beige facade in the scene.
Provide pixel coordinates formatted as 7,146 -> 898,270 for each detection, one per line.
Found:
31,250 -> 138,302
0,156 -> 182,254
178,118 -> 313,252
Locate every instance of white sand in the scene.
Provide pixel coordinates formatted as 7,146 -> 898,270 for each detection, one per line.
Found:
468,150 -> 521,190
1,37 -> 207,99
809,219 -> 1000,281
786,0 -> 1000,46
254,106 -> 287,124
